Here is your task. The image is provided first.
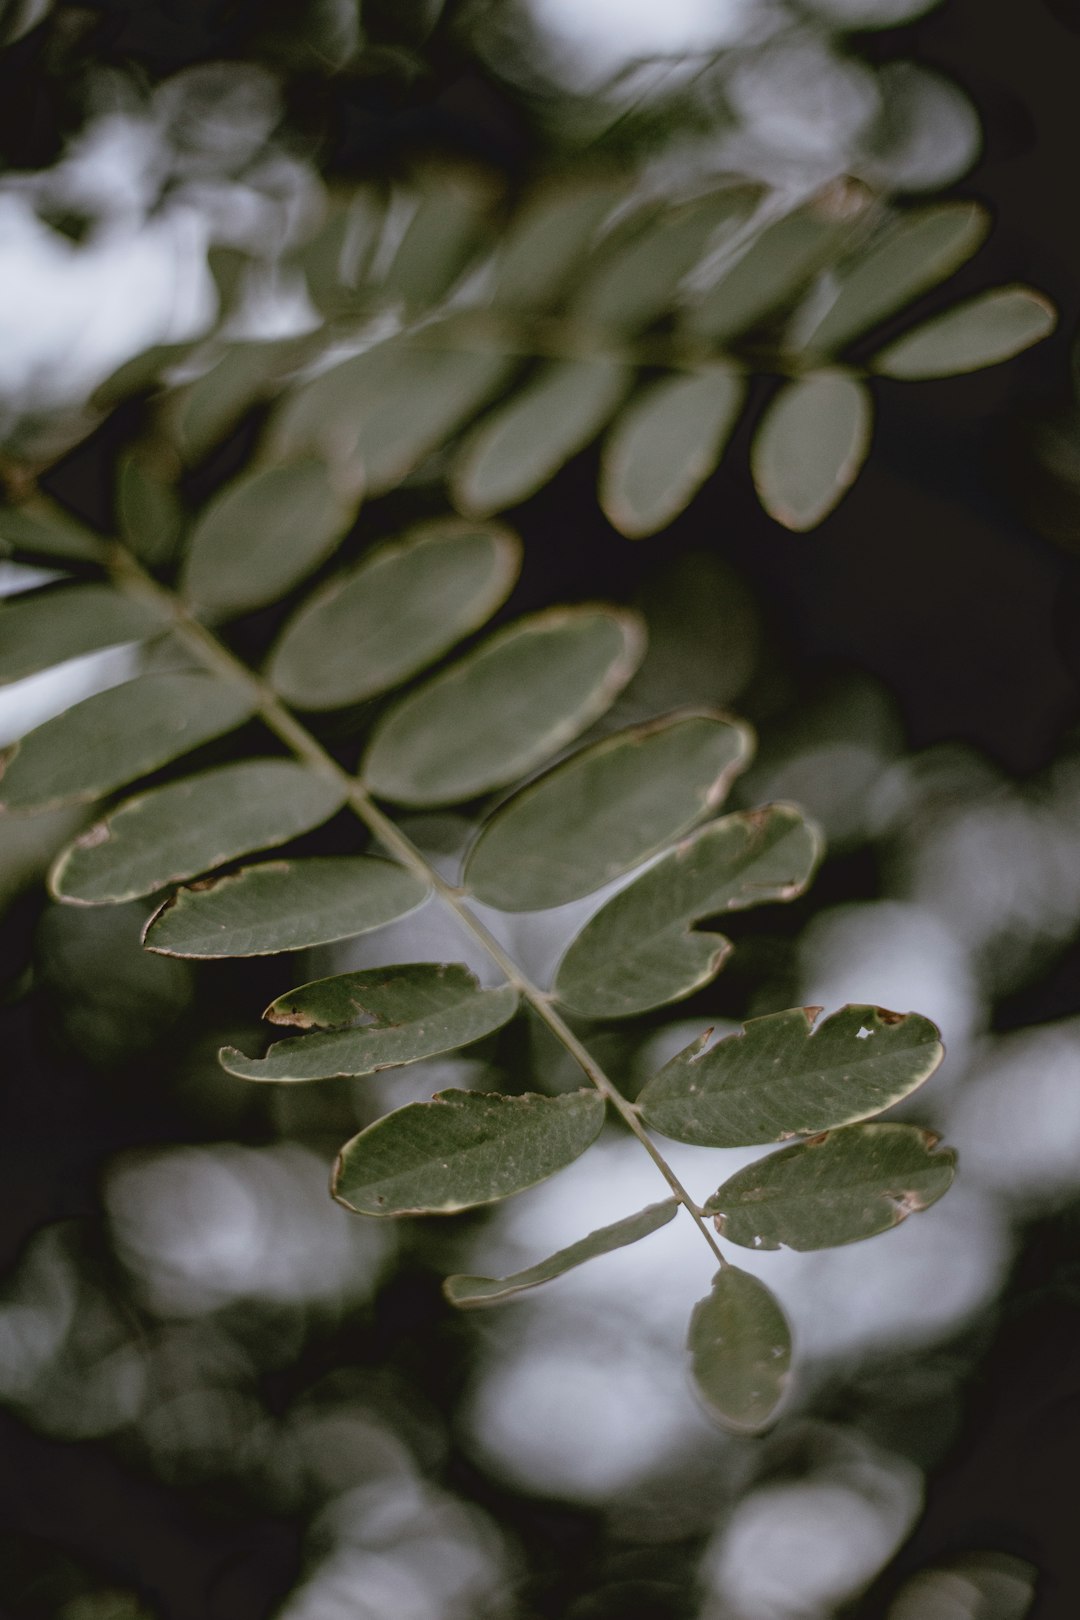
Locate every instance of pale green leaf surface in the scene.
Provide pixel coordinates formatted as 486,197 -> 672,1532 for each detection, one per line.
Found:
362,605 -> 644,807
49,760 -> 344,905
799,201 -> 990,354
116,446 -> 184,568
705,1122 -> 957,1250
573,189 -> 758,333
751,371 -> 873,531
333,1087 -> 606,1215
221,964 -> 519,1081
687,1267 -> 791,1432
0,584 -> 166,686
443,1198 -> 678,1308
0,504 -> 105,564
90,340 -> 193,412
182,459 -> 358,618
465,711 -> 754,911
0,673 -> 256,813
491,181 -> 622,312
174,339 -> 309,465
600,368 -> 745,538
267,331 -> 511,495
639,1003 -> 944,1148
452,359 -> 629,518
266,519 -> 521,710
144,856 -> 428,957
554,804 -> 822,1018
681,185 -> 871,342
872,285 -> 1057,378
383,181 -> 490,311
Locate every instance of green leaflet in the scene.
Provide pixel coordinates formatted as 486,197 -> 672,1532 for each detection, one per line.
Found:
443,1198 -> 679,1308
687,1267 -> 791,1433
266,329 -> 512,494
49,760 -> 344,905
221,963 -> 519,1081
0,672 -> 257,814
143,856 -> 428,957
181,459 -> 358,618
490,181 -> 623,313
465,711 -> 754,912
266,519 -> 522,710
554,804 -> 822,1018
0,504 -> 105,564
572,188 -> 759,333
333,1087 -> 606,1215
382,178 -> 491,312
600,368 -> 746,539
172,339 -> 309,465
705,1123 -> 957,1250
872,285 -> 1057,379
638,1004 -> 944,1148
681,184 -> 872,343
796,201 -> 990,355
751,371 -> 873,532
0,584 -> 166,686
452,359 -> 630,518
362,605 -> 644,808
115,445 -> 185,568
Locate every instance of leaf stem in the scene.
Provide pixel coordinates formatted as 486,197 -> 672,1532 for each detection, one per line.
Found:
103,539 -> 728,1266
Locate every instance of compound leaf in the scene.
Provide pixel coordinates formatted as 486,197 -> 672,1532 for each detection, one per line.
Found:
362,605 -> 644,808
181,458 -> 358,618
638,1004 -> 944,1148
221,962 -> 518,1080
554,804 -> 821,1018
872,285 -> 1056,378
465,710 -> 754,912
452,359 -> 629,518
49,760 -> 344,905
266,519 -> 521,710
688,1267 -> 791,1433
144,856 -> 428,957
705,1122 -> 957,1250
0,584 -> 166,686
600,368 -> 745,538
798,200 -> 990,354
443,1197 -> 678,1308
333,1087 -> 606,1215
751,371 -> 873,531
0,672 -> 257,814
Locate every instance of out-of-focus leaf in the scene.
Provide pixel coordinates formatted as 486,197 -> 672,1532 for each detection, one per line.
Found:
687,1267 -> 791,1432
173,339 -> 310,464
872,285 -> 1057,378
0,504 -> 105,564
0,0 -> 54,47
0,584 -> 166,686
797,201 -> 990,354
681,183 -> 873,342
291,187 -> 383,316
573,188 -> 759,333
638,1004 -> 944,1147
362,605 -> 644,807
490,180 -> 623,312
116,444 -> 185,569
221,963 -> 518,1080
452,359 -> 629,517
600,368 -> 745,538
0,672 -> 256,813
144,856 -> 428,957
444,1198 -> 679,1307
382,175 -> 493,311
332,1087 -> 606,1214
181,459 -> 358,618
705,1123 -> 957,1250
751,371 -> 873,531
49,760 -> 344,905
266,519 -> 521,710
465,711 -> 754,911
554,804 -> 821,1018
266,327 -> 512,495
90,341 -> 193,411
